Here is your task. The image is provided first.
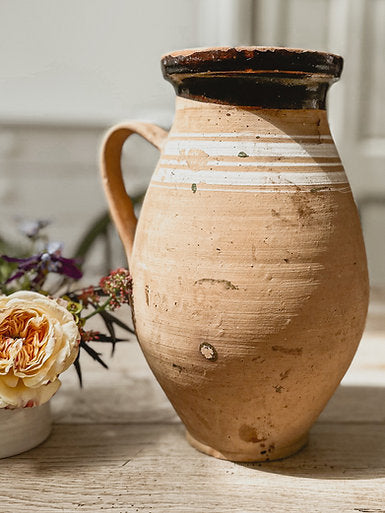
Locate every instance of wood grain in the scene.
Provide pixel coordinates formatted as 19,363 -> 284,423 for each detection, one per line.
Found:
1,299 -> 385,512
1,422 -> 385,513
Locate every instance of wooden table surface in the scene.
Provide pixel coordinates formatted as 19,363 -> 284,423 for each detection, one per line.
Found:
2,292 -> 385,512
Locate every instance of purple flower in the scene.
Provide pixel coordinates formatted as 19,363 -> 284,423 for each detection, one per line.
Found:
2,245 -> 82,286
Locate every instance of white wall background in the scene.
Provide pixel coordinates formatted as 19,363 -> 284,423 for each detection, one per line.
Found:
0,0 -> 384,283
0,0 -> 200,123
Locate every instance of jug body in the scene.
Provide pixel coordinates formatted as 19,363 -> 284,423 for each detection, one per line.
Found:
101,47 -> 369,461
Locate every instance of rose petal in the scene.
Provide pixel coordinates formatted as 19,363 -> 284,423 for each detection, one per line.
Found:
0,378 -> 60,408
0,291 -> 79,408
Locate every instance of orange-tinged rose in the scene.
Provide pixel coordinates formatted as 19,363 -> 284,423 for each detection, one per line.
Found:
0,291 -> 80,408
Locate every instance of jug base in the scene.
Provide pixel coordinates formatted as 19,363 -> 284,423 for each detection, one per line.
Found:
186,430 -> 308,462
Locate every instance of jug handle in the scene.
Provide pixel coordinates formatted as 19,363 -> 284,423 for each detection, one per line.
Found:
100,121 -> 168,266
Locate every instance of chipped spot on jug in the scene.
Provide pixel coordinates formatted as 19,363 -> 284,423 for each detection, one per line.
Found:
310,186 -> 329,193
274,385 -> 284,393
172,363 -> 184,373
297,204 -> 315,218
199,342 -> 217,361
194,278 -> 239,290
181,149 -> 209,171
239,425 -> 266,444
280,369 -> 290,380
191,183 -> 197,193
144,285 -> 150,306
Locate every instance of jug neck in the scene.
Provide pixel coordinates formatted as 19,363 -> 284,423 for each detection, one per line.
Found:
171,97 -> 332,139
162,47 -> 343,110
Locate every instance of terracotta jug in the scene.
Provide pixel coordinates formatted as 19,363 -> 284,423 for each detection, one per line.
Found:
101,47 -> 369,462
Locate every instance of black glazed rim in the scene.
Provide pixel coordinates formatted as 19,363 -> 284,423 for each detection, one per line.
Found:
161,46 -> 343,79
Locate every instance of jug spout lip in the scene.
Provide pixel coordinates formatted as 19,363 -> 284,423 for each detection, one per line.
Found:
161,46 -> 343,79
161,47 -> 343,109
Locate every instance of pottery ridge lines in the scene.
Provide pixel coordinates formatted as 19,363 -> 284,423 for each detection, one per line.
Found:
153,168 -> 348,186
159,158 -> 343,169
150,183 -> 351,194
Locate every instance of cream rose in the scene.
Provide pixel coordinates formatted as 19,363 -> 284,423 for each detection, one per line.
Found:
0,291 -> 80,408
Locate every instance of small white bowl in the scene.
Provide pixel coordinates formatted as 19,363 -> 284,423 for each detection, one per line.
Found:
0,402 -> 52,458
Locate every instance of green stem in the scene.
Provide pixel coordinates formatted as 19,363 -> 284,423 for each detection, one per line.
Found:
83,298 -> 111,320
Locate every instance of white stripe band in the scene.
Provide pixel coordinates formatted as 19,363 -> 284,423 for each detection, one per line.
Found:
163,140 -> 338,158
153,167 -> 348,186
150,183 -> 351,194
160,158 -> 342,168
169,132 -> 333,140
